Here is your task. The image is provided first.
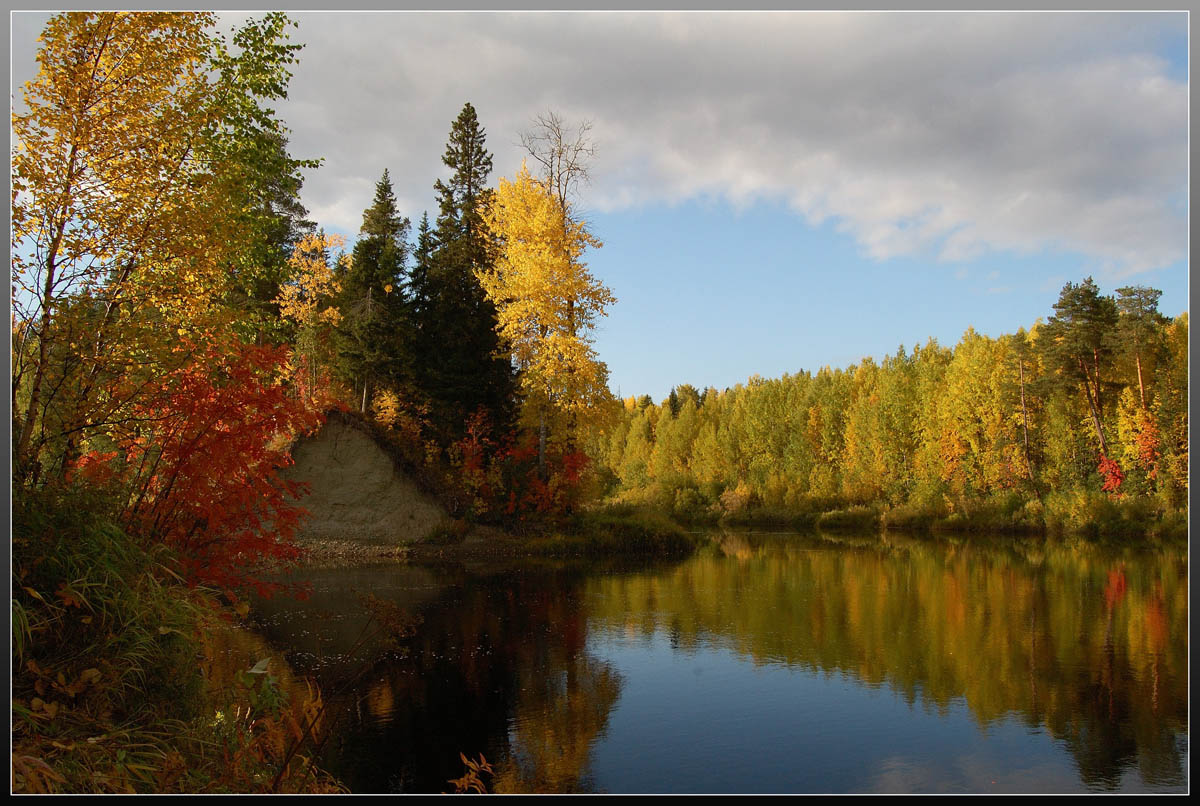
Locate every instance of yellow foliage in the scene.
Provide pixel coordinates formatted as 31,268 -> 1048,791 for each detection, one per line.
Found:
371,388 -> 401,430
479,161 -> 615,436
11,12 -> 247,470
277,233 -> 345,329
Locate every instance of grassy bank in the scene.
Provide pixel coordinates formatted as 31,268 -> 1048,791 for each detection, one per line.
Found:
522,505 -> 699,558
596,489 -> 1185,545
12,487 -> 344,794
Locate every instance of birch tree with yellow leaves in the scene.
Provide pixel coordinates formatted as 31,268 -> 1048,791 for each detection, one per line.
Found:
480,161 -> 615,470
11,12 -> 312,482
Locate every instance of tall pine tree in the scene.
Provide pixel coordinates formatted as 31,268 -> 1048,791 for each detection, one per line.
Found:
336,169 -> 412,412
1040,277 -> 1119,456
413,102 -> 516,438
410,211 -> 434,317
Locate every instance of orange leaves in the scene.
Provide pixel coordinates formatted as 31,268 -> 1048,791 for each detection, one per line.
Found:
1133,416 -> 1162,479
71,334 -> 324,592
1097,454 -> 1125,495
447,752 -> 494,794
11,752 -> 66,793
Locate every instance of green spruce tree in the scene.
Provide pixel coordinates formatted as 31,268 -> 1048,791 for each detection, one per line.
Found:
1040,277 -> 1119,455
410,211 -> 434,317
336,169 -> 412,412
413,102 -> 516,438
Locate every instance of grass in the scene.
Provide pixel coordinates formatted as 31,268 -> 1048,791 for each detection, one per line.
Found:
816,506 -> 880,532
524,504 -> 698,557
12,484 -> 345,794
719,506 -> 818,530
423,518 -> 471,546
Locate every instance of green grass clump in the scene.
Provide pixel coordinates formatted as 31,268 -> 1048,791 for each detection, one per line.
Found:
816,506 -> 880,532
719,507 -> 818,530
929,492 -> 1043,535
526,505 -> 697,557
12,486 -> 344,794
1042,490 -> 1186,542
881,501 -> 942,531
423,518 -> 470,546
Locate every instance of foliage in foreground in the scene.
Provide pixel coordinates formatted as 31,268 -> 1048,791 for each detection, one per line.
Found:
11,488 -> 343,793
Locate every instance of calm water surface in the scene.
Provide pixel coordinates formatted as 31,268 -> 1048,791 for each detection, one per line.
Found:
249,531 -> 1188,793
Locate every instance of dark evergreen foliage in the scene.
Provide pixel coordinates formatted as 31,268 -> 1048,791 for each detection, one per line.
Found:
1040,277 -> 1120,453
412,102 -> 517,438
336,170 -> 413,410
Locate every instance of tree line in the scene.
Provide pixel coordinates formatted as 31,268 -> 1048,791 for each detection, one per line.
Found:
588,279 -> 1187,535
11,11 -> 618,586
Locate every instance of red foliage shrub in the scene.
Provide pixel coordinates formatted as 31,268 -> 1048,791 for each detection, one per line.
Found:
1097,453 -> 1125,495
450,411 -> 591,526
72,336 -> 324,594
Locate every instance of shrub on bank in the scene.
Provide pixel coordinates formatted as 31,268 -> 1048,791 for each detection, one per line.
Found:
816,506 -> 880,531
720,506 -> 818,530
525,505 -> 697,557
12,487 -> 342,794
1043,490 -> 1183,541
880,501 -> 943,531
929,492 -> 1043,535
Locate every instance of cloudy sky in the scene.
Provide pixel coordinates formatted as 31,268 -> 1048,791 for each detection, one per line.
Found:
11,11 -> 1189,401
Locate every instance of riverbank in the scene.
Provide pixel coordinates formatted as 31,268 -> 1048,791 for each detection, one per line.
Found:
11,488 -> 346,794
644,493 -> 1188,545
295,506 -> 698,568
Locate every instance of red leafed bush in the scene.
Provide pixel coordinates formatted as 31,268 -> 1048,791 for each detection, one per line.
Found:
1097,453 -> 1125,495
72,336 -> 324,594
450,413 -> 591,526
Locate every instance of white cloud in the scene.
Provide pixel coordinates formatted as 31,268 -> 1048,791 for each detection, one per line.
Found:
12,11 -> 1187,276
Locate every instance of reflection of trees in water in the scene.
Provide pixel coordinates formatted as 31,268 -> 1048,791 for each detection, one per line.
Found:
492,653 -> 623,793
297,567 -> 625,793
587,533 -> 1188,789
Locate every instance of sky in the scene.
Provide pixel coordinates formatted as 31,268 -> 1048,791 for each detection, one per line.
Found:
10,11 -> 1189,402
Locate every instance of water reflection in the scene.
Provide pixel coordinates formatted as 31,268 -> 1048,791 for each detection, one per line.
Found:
252,563 -> 649,793
247,533 -> 1186,793
584,531 -> 1187,791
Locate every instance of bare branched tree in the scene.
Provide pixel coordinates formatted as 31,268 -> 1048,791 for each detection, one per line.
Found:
516,111 -> 602,464
519,111 -> 595,216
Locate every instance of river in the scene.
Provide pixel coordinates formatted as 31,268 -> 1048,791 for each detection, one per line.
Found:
247,530 -> 1188,794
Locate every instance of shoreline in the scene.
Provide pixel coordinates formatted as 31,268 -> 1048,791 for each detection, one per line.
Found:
293,524 -> 542,568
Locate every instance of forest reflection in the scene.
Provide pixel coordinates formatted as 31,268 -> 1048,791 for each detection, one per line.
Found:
261,565 -> 630,793
583,531 -> 1187,789
250,533 -> 1185,793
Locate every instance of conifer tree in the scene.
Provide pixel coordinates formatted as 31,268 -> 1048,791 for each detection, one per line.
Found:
410,211 -> 434,316
1114,285 -> 1166,410
413,102 -> 516,438
336,169 -> 411,411
208,13 -> 319,345
1040,278 -> 1119,455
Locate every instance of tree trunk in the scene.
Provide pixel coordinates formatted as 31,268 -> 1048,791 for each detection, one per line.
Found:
1018,356 -> 1035,484
15,145 -> 79,468
1078,357 -> 1109,455
1136,353 -> 1147,410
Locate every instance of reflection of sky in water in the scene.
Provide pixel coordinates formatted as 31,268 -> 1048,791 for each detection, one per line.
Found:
584,629 -> 1182,794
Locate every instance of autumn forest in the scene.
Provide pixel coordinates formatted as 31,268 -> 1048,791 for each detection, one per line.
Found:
10,11 -> 1188,795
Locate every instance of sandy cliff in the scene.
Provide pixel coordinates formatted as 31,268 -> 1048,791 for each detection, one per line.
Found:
284,414 -> 449,544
